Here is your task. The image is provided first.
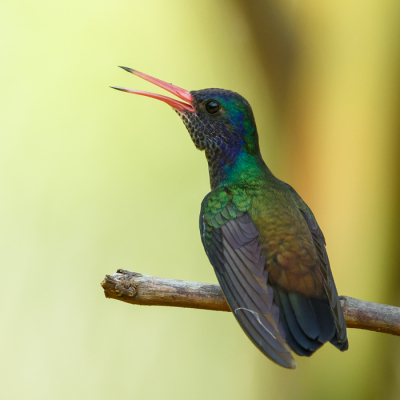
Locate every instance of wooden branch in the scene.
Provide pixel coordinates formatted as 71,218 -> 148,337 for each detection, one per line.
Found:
101,269 -> 230,312
101,269 -> 400,337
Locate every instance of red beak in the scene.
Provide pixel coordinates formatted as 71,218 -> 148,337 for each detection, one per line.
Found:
112,67 -> 195,113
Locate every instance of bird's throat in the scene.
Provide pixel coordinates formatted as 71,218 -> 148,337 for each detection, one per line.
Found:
206,149 -> 269,190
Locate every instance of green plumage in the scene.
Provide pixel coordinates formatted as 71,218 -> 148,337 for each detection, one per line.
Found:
199,170 -> 347,367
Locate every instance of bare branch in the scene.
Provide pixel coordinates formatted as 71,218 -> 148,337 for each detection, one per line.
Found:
101,269 -> 400,337
101,270 -> 230,312
340,296 -> 400,335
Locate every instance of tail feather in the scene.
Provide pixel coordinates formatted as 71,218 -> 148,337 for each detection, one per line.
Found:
309,297 -> 336,343
275,287 -> 342,356
330,335 -> 349,351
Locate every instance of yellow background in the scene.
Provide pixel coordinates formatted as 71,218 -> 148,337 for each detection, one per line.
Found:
1,1 -> 399,399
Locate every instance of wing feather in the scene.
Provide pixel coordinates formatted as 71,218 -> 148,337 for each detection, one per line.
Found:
201,207 -> 295,369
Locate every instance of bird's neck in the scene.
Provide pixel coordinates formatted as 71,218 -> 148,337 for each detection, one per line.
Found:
206,148 -> 273,190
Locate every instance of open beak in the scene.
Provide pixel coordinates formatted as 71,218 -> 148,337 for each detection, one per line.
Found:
111,67 -> 196,113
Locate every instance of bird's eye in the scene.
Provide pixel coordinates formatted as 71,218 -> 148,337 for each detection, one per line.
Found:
205,100 -> 220,114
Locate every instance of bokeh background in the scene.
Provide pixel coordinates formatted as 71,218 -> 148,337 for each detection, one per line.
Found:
1,0 -> 400,399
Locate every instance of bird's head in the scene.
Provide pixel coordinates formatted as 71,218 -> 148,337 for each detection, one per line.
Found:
181,88 -> 259,157
113,67 -> 262,187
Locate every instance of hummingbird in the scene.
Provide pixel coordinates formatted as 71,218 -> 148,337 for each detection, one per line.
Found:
112,67 -> 348,369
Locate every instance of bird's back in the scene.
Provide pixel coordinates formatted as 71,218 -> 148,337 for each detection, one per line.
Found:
201,178 -> 348,366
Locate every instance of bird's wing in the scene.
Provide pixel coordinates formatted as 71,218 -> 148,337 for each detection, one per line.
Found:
285,184 -> 348,350
200,189 -> 295,369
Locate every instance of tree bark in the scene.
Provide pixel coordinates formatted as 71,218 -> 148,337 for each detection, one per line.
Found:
101,269 -> 400,337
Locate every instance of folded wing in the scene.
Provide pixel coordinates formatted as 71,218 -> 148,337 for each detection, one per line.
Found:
201,203 -> 295,369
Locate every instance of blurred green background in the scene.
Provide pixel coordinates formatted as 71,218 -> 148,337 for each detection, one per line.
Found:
1,0 -> 400,399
